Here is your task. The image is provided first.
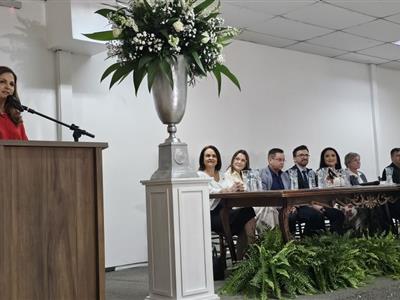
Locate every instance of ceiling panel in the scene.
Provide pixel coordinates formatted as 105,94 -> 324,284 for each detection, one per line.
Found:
283,2 -> 374,30
335,52 -> 389,64
325,0 -> 400,18
239,30 -> 297,48
344,19 -> 400,43
286,42 -> 347,57
307,31 -> 384,51
386,13 -> 400,25
358,43 -> 400,60
216,1 -> 400,70
250,17 -> 333,40
220,3 -> 273,28
230,0 -> 317,16
379,61 -> 400,70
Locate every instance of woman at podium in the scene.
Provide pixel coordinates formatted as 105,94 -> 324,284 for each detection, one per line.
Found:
0,66 -> 28,140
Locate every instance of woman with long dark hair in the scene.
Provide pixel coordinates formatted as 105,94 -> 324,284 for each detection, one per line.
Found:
0,66 -> 28,140
316,147 -> 345,234
224,149 -> 250,186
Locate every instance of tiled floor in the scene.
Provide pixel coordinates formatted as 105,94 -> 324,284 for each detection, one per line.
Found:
106,266 -> 400,300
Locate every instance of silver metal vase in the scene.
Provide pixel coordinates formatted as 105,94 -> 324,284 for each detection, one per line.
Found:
152,55 -> 187,143
151,55 -> 197,179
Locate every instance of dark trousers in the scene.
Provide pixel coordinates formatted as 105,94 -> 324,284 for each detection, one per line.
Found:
289,206 -> 345,236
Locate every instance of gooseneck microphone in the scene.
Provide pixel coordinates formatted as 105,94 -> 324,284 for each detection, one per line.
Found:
5,95 -> 95,142
6,95 -> 26,112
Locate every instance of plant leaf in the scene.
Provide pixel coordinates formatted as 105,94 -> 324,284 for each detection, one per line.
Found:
191,51 -> 206,75
84,31 -> 115,41
109,63 -> 135,89
138,56 -> 154,70
143,0 -> 153,10
204,12 -> 219,21
94,8 -> 115,18
194,0 -> 216,15
159,60 -> 173,89
147,59 -> 160,92
101,62 -> 122,82
217,63 -> 241,91
133,67 -> 147,95
212,68 -> 222,96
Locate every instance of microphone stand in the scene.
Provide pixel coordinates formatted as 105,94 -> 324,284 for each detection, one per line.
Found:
22,105 -> 95,142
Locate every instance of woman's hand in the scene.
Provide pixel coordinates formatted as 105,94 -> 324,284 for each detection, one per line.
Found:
230,181 -> 244,192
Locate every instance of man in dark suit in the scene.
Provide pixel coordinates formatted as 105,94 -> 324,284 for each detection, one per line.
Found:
382,148 -> 400,220
288,145 -> 344,235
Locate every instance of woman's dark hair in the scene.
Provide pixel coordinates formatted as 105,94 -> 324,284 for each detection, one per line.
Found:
198,145 -> 222,171
319,147 -> 342,169
228,149 -> 250,173
0,66 -> 22,124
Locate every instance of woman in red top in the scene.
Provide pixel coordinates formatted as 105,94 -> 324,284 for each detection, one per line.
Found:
0,66 -> 28,140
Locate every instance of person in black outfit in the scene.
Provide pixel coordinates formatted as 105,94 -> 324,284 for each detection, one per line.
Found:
288,145 -> 345,235
382,148 -> 400,220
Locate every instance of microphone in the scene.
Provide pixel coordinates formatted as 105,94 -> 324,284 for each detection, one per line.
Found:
6,95 -> 26,112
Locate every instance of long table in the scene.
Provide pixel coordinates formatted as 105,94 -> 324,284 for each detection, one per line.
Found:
210,185 -> 400,261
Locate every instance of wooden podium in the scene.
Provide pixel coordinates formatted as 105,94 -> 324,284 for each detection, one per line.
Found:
0,141 -> 108,300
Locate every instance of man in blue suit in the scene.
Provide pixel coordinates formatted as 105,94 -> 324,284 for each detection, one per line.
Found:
260,148 -> 290,190
256,148 -> 289,230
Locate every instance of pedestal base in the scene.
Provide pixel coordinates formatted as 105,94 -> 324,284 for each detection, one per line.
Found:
151,141 -> 198,180
141,178 -> 219,300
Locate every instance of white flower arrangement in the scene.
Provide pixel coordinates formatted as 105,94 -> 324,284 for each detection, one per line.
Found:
85,0 -> 241,95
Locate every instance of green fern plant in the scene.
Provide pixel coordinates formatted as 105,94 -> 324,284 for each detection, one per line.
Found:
222,228 -> 400,299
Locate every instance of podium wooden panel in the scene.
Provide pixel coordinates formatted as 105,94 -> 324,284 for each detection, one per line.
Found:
0,141 -> 108,300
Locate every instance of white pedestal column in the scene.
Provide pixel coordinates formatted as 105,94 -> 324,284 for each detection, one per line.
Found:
142,178 -> 219,300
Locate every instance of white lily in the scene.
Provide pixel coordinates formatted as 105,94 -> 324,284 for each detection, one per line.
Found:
168,35 -> 180,48
201,32 -> 210,44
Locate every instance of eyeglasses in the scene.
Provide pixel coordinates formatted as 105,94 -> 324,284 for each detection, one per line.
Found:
272,158 -> 286,162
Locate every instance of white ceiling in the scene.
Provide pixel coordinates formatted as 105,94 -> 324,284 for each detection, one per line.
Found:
221,0 -> 400,70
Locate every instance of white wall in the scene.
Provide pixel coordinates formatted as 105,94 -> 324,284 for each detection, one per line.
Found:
376,67 -> 400,173
1,3 -> 400,267
0,1 -> 57,140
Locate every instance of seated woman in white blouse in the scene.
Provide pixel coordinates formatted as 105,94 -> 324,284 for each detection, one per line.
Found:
224,149 -> 250,186
197,145 -> 256,260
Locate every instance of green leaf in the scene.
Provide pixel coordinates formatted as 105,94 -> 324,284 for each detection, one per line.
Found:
159,29 -> 169,40
143,0 -> 152,10
101,62 -> 122,82
194,0 -> 216,15
138,56 -> 154,71
84,31 -> 115,41
159,60 -> 173,89
109,63 -> 135,89
191,51 -> 206,75
94,8 -> 115,19
217,63 -> 241,91
276,268 -> 290,279
204,12 -> 219,21
133,67 -> 147,95
212,68 -> 222,96
147,59 -> 160,92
